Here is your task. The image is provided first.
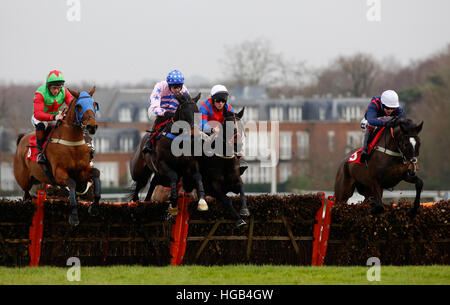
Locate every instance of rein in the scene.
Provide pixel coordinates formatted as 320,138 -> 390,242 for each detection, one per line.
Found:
376,126 -> 419,174
49,97 -> 92,147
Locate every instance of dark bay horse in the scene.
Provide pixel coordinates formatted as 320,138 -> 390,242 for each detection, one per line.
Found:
129,92 -> 207,215
198,107 -> 250,227
335,117 -> 424,216
14,87 -> 101,225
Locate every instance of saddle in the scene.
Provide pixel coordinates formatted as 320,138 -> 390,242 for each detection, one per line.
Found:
148,118 -> 172,147
348,127 -> 386,164
26,133 -> 57,184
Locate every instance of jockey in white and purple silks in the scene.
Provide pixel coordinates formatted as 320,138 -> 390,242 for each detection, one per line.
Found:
143,69 -> 189,154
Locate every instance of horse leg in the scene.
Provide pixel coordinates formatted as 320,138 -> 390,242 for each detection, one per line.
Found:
144,173 -> 159,202
88,168 -> 101,216
166,168 -> 179,216
193,171 -> 208,211
237,182 -> 250,217
370,183 -> 385,215
66,177 -> 80,226
334,162 -> 356,203
219,191 -> 246,227
403,174 -> 423,217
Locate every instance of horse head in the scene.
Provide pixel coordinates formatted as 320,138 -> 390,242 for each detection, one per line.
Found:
173,92 -> 201,129
68,87 -> 99,135
223,107 -> 245,155
393,117 -> 423,162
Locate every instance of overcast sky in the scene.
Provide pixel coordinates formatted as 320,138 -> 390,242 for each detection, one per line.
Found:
1,0 -> 449,86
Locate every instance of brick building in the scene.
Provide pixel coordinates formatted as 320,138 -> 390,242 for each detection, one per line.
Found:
0,87 -> 369,191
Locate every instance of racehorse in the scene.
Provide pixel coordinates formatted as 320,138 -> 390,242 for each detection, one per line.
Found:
198,107 -> 250,227
334,117 -> 424,216
129,92 -> 207,215
13,87 -> 101,226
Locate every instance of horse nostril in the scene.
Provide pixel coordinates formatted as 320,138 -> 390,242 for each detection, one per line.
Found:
88,125 -> 97,135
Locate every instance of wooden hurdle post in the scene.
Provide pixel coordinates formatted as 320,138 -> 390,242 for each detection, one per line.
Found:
29,190 -> 46,267
311,192 -> 335,266
170,186 -> 191,266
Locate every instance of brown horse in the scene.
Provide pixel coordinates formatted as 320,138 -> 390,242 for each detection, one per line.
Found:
334,117 -> 424,216
14,87 -> 101,226
129,92 -> 207,215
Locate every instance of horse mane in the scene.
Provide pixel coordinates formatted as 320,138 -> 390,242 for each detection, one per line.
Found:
16,133 -> 25,146
397,117 -> 419,134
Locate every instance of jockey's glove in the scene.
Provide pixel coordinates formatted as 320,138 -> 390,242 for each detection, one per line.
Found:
385,120 -> 395,128
163,111 -> 174,119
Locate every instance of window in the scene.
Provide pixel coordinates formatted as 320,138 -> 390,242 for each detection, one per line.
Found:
120,136 -> 134,152
279,163 -> 292,183
288,107 -> 302,122
245,106 -> 259,121
139,108 -> 148,122
280,132 -> 292,160
242,163 -> 260,184
118,107 -> 132,122
319,107 -> 326,121
342,106 -> 363,121
259,166 -> 271,183
270,106 -> 284,121
346,131 -> 363,153
244,131 -> 258,160
328,130 -> 335,152
296,131 -> 309,160
95,162 -> 119,187
94,137 -> 111,153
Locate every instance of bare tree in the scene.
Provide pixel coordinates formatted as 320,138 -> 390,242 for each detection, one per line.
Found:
312,53 -> 380,97
221,39 -> 282,87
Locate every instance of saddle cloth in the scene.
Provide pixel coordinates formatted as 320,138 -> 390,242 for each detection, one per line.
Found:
150,118 -> 171,147
26,135 -> 49,163
348,127 -> 386,164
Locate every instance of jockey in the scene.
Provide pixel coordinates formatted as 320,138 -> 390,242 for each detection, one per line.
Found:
360,89 -> 405,163
199,84 -> 234,134
142,69 -> 189,154
32,70 -> 73,164
200,85 -> 248,172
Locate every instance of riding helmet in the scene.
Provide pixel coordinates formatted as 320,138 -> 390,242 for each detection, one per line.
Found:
166,70 -> 184,84
46,70 -> 65,87
211,84 -> 229,102
381,90 -> 399,108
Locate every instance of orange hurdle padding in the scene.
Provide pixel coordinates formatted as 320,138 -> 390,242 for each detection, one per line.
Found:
312,193 -> 335,266
170,190 -> 191,266
29,190 -> 46,267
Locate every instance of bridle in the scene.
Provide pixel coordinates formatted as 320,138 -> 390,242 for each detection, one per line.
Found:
384,126 -> 419,175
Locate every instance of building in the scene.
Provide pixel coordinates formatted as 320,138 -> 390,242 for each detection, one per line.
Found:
0,87 -> 369,192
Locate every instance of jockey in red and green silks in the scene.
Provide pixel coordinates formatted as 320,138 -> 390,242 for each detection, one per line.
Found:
32,70 -> 73,164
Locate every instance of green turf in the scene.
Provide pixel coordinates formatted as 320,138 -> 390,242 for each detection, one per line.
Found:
1,265 -> 449,285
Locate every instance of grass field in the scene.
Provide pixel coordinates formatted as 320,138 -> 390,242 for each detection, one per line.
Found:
0,265 -> 449,285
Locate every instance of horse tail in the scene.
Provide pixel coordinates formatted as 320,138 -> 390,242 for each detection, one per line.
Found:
16,133 -> 25,146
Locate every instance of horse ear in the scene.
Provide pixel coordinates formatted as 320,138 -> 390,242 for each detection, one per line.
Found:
68,88 -> 79,99
236,107 -> 245,120
416,121 -> 423,133
89,86 -> 96,96
192,92 -> 201,103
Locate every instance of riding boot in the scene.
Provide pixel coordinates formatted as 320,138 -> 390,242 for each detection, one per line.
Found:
360,129 -> 371,163
36,129 -> 47,164
142,130 -> 155,154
